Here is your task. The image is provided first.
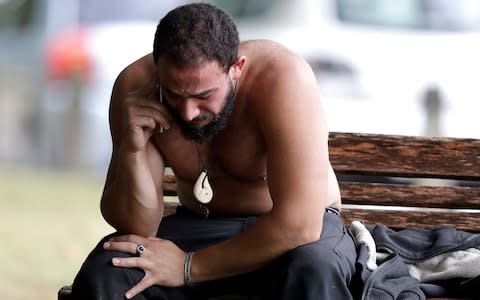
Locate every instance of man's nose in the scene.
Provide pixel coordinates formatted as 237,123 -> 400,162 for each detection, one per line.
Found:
179,99 -> 200,122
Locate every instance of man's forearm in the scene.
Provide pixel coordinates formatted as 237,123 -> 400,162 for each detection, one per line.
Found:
101,149 -> 164,236
190,212 -> 323,282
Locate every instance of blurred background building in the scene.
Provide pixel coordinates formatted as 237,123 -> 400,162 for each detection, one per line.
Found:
1,0 -> 480,175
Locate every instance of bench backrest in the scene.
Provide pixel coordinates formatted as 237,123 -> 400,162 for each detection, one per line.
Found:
163,132 -> 480,232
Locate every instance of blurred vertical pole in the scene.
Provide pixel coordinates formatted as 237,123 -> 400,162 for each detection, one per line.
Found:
64,71 -> 84,171
41,0 -> 85,171
420,86 -> 452,186
422,86 -> 443,137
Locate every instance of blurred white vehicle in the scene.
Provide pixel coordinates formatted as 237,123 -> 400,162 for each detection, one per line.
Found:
44,0 -> 187,171
209,0 -> 480,139
44,0 -> 480,172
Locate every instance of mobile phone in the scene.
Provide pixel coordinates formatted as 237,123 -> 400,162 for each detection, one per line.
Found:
159,86 -> 164,133
159,86 -> 163,104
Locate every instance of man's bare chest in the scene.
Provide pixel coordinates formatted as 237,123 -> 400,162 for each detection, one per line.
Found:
154,126 -> 267,183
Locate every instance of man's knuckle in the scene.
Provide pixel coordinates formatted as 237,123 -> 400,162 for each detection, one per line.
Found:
148,117 -> 156,127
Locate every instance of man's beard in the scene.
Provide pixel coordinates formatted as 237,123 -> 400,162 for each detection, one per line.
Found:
163,80 -> 236,143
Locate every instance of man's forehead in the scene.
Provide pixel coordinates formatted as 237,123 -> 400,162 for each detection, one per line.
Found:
157,59 -> 228,92
157,57 -> 224,74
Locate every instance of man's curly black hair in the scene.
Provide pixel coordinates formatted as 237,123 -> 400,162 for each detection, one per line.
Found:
153,3 -> 239,72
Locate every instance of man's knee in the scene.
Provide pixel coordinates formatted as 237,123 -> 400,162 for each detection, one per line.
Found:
78,234 -> 130,278
261,241 -> 355,300
284,242 -> 346,279
71,236 -> 143,298
81,249 -> 129,277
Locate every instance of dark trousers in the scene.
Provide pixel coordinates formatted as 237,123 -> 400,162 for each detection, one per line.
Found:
71,207 -> 357,299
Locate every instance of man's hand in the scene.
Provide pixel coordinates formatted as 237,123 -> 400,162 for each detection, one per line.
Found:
104,235 -> 186,299
121,78 -> 172,154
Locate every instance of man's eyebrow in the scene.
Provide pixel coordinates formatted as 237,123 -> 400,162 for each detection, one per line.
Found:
192,88 -> 217,97
162,86 -> 181,97
161,85 -> 217,98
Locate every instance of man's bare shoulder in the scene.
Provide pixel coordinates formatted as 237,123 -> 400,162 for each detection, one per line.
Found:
113,53 -> 156,94
240,40 -> 311,74
240,39 -> 296,58
239,40 -> 315,96
239,40 -> 319,110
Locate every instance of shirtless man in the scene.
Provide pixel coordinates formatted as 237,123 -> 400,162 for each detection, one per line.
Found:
71,3 -> 356,299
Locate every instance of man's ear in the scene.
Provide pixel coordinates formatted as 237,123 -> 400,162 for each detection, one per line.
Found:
231,56 -> 246,80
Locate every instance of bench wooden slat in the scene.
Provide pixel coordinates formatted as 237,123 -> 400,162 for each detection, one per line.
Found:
166,173 -> 480,210
342,208 -> 480,232
163,175 -> 178,196
164,201 -> 179,215
61,132 -> 479,300
329,132 -> 480,180
340,182 -> 480,209
164,201 -> 480,233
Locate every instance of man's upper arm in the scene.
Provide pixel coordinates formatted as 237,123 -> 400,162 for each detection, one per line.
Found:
256,57 -> 330,241
102,59 -> 165,206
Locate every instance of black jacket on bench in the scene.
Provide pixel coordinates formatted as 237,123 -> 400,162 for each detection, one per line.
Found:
351,224 -> 480,299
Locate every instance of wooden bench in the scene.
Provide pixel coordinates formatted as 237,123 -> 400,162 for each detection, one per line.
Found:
58,132 -> 480,300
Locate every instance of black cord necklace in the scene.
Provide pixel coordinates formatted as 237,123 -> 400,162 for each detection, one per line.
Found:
193,143 -> 213,218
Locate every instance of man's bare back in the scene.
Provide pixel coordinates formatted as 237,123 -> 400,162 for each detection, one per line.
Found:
122,40 -> 341,217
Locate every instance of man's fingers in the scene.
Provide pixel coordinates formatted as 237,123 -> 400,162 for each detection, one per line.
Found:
112,256 -> 136,268
125,100 -> 172,131
125,275 -> 155,299
104,241 -> 139,255
111,256 -> 148,268
108,234 -> 144,244
135,106 -> 171,130
126,116 -> 156,134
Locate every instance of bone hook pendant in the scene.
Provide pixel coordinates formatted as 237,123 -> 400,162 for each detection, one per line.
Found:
193,170 -> 213,204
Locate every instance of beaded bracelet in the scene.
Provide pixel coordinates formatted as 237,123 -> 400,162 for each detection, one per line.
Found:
184,251 -> 195,286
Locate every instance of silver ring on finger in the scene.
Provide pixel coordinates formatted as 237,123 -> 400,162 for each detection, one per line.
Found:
136,244 -> 146,257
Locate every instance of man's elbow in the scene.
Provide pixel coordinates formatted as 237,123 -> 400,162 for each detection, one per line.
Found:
100,200 -> 118,228
100,206 -> 127,233
280,220 -> 323,248
297,224 -> 322,245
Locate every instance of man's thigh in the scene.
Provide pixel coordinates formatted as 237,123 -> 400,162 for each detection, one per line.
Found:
257,213 -> 356,297
186,212 -> 357,299
157,207 -> 258,251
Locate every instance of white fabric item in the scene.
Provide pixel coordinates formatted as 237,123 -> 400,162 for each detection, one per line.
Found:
408,248 -> 480,282
350,221 -> 378,270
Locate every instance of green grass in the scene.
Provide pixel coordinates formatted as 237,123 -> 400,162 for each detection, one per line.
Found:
0,168 -> 113,300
